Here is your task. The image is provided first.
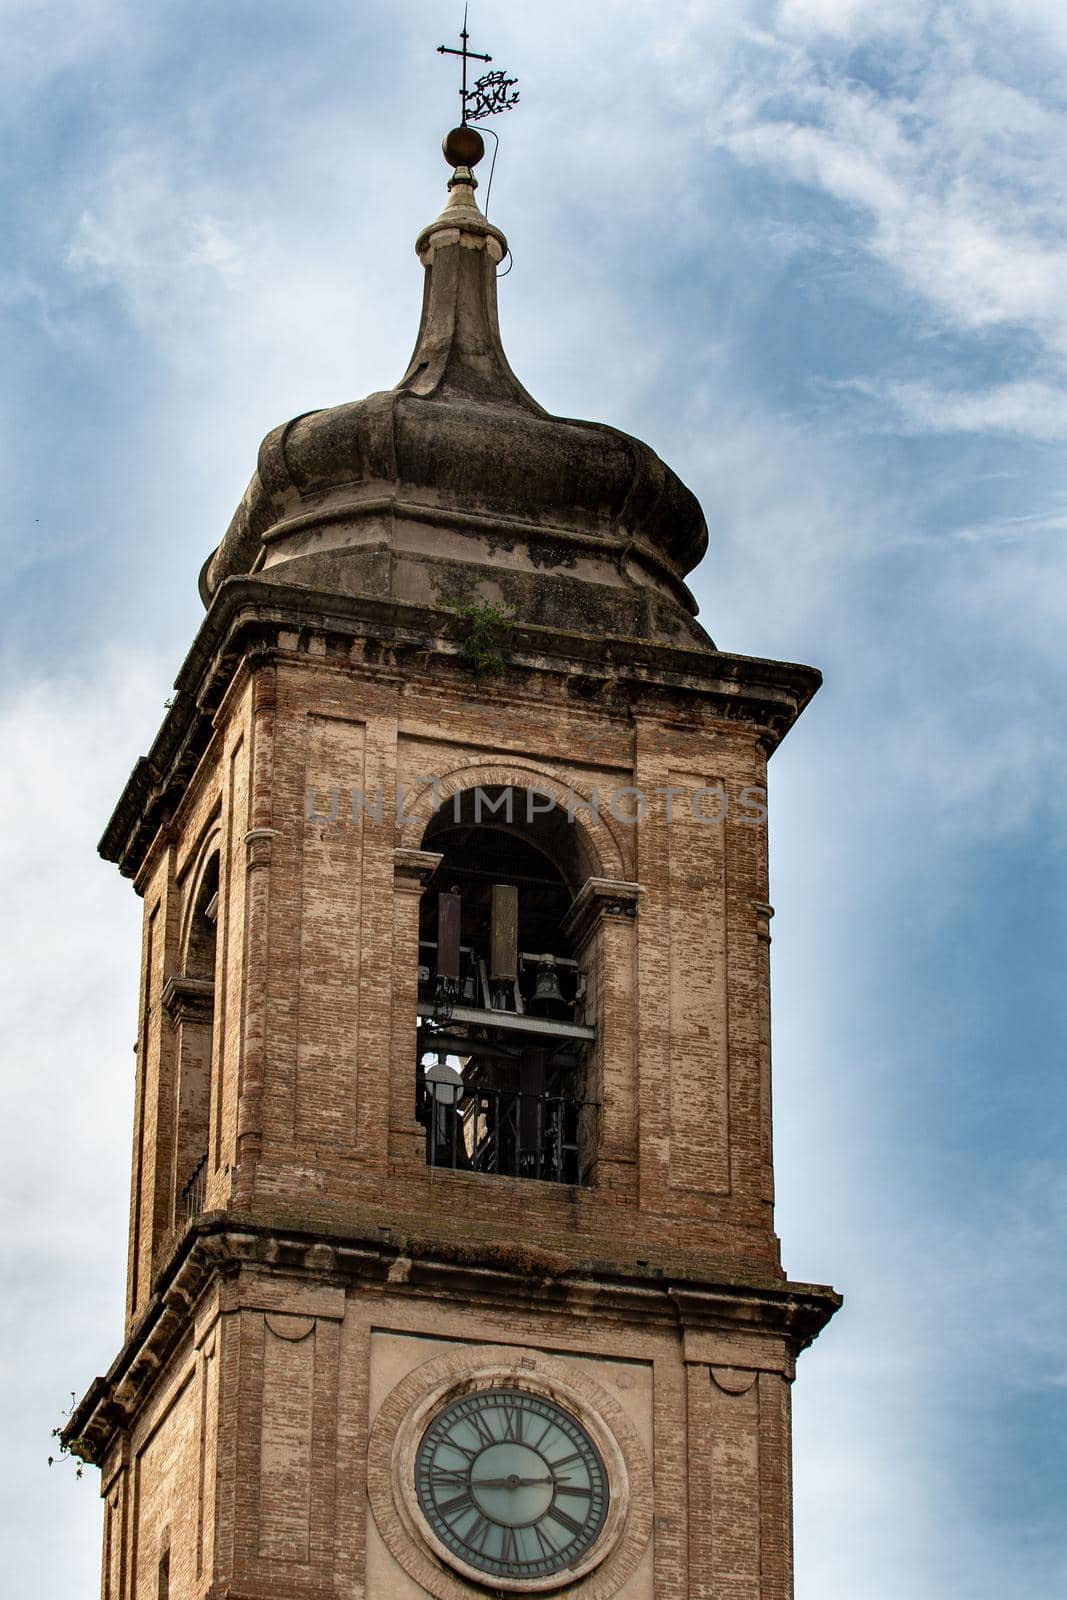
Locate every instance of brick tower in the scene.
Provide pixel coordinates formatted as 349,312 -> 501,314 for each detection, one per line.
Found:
68,125 -> 840,1600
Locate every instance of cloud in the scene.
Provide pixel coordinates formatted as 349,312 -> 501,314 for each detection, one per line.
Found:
707,6 -> 1067,366
69,183 -> 246,310
0,0 -> 137,103
56,113 -> 437,422
787,1158 -> 1067,1597
0,648 -> 166,1588
778,0 -> 927,38
0,650 -> 163,1257
840,377 -> 1067,441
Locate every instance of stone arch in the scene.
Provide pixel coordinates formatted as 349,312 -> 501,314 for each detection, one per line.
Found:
179,823 -> 222,975
404,761 -> 633,1190
398,759 -> 628,886
169,823 -> 222,1221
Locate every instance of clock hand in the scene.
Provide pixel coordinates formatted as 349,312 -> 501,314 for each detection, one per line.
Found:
469,1475 -> 553,1488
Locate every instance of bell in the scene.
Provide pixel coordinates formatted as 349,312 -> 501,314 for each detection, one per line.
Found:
530,954 -> 565,1016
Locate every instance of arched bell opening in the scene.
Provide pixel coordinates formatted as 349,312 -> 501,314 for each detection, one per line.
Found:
415,786 -> 597,1186
184,855 -> 219,983
169,850 -> 219,1223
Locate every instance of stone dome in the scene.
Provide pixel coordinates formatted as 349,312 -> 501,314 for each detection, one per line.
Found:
199,159 -> 712,650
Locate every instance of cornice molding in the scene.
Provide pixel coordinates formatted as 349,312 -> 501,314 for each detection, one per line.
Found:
161,975 -> 215,1028
99,578 -> 821,880
64,1215 -> 840,1467
393,847 -> 444,887
562,877 -> 643,947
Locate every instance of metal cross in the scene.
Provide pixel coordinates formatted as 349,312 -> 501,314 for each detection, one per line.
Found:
437,7 -> 492,126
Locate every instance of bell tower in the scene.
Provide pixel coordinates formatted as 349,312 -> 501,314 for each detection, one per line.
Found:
68,112 -> 840,1600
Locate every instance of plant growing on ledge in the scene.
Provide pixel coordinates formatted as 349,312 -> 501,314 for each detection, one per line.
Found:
449,596 -> 515,677
48,1392 -> 87,1479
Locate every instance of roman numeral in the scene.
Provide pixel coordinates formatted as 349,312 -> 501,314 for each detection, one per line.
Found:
532,1522 -> 558,1557
467,1409 -> 497,1448
440,1436 -> 478,1462
429,1466 -> 469,1487
438,1489 -> 475,1519
556,1483 -> 593,1498
548,1449 -> 582,1471
548,1506 -> 585,1537
500,1404 -> 523,1442
464,1512 -> 492,1553
501,1527 -> 519,1565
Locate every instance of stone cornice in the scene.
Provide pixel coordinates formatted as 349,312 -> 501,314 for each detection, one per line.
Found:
100,577 -> 821,880
563,877 -> 643,947
161,975 -> 215,1028
393,847 -> 444,887
64,1213 -> 840,1467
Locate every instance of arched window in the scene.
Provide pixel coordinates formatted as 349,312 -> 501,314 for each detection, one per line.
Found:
415,787 -> 596,1185
170,851 -> 219,1221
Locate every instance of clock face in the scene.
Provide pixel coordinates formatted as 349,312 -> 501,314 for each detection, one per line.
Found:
414,1387 -> 609,1582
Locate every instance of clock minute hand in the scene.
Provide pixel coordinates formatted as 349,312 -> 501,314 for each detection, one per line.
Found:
469,1475 -> 553,1488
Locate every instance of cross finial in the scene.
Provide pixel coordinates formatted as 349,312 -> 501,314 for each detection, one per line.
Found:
437,7 -> 519,127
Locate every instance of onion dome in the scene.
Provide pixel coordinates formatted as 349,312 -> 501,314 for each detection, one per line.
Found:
199,135 -> 712,650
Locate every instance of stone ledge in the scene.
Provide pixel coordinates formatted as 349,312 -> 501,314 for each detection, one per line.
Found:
64,1213 -> 840,1466
99,576 -> 820,878
161,974 -> 215,1027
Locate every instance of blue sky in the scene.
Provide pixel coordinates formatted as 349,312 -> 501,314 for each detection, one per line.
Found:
2,2 -> 1066,1595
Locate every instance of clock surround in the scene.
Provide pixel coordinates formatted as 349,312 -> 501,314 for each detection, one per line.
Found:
368,1344 -> 653,1598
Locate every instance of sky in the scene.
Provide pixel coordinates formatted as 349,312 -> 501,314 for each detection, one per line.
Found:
2,1 -> 1066,1595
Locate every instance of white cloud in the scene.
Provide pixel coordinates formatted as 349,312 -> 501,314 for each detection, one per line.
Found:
0,649 -> 167,1586
691,3 -> 1067,383
66,144 -> 255,335
58,118 -> 429,417
720,85 -> 1067,352
952,536 -> 1067,661
680,385 -> 1067,853
844,376 -> 1067,441
968,0 -> 1067,58
0,650 -> 163,1256
778,0 -> 926,38
0,0 -> 137,103
788,1161 -> 1067,1597
69,192 -> 246,303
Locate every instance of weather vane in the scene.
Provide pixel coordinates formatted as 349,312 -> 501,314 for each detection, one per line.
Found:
437,7 -> 520,126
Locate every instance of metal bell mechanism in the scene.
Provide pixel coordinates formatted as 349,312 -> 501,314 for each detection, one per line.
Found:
529,954 -> 566,1017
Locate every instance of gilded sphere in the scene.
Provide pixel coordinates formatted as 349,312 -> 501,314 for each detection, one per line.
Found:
442,124 -> 485,169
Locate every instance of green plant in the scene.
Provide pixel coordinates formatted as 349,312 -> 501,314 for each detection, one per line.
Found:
449,596 -> 515,677
48,1392 -> 87,1479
